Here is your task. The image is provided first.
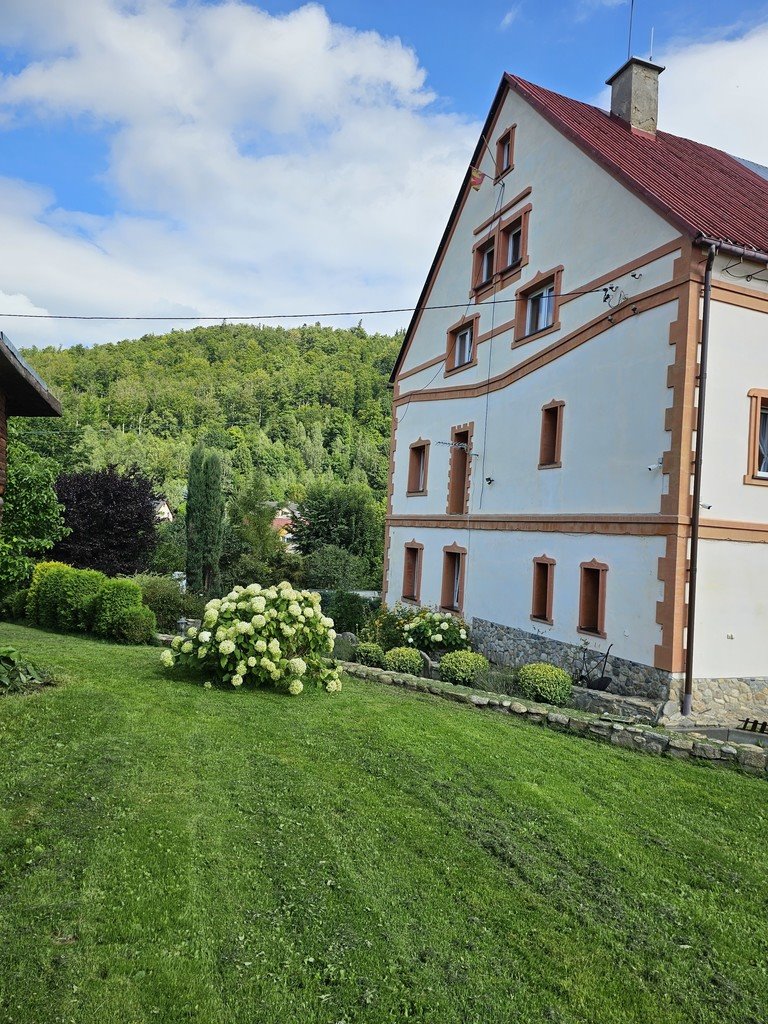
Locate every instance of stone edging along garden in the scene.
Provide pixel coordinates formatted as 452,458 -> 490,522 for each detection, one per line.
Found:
338,661 -> 768,780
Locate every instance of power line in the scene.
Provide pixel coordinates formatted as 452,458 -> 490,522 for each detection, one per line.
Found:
0,288 -> 604,323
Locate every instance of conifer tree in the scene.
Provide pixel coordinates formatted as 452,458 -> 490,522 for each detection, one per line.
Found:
201,450 -> 224,596
185,441 -> 206,593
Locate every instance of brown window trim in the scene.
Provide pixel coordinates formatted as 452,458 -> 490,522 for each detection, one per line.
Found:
494,125 -> 516,182
531,555 -> 555,625
446,422 -> 474,515
407,439 -> 430,495
539,400 -> 565,469
470,203 -> 532,301
513,265 -> 564,347
578,559 -> 608,639
440,543 -> 467,614
444,314 -> 480,376
744,388 -> 768,487
471,235 -> 497,300
402,541 -> 424,604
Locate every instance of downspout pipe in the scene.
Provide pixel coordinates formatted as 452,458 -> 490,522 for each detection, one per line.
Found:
682,241 -> 718,716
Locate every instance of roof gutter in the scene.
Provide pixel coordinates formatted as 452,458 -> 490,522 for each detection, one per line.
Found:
695,235 -> 768,266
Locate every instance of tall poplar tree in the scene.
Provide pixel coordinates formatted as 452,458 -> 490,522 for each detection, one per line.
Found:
200,450 -> 224,596
185,441 -> 206,593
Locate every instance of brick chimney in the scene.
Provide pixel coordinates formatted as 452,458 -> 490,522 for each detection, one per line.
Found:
606,57 -> 664,134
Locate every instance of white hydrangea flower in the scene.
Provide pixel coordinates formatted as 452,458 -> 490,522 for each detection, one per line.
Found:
199,630 -> 211,643
160,649 -> 174,667
260,657 -> 275,672
288,679 -> 304,696
197,646 -> 208,658
247,656 -> 257,668
203,680 -> 213,689
268,638 -> 281,656
231,674 -> 243,687
219,639 -> 236,656
433,634 -> 443,643
288,603 -> 302,618
288,657 -> 307,677
304,606 -> 315,618
186,626 -> 198,638
237,620 -> 251,634
251,595 -> 266,613
182,641 -> 194,653
215,626 -> 227,641
251,614 -> 266,628
328,629 -> 336,641
171,636 -> 182,650
459,629 -> 467,639
255,640 -> 267,653
236,662 -> 247,675
321,616 -> 334,628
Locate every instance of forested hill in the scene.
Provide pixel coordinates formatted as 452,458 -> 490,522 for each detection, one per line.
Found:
16,322 -> 401,504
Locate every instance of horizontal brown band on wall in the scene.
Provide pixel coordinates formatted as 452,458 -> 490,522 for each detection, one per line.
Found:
699,518 -> 768,543
387,513 -> 688,537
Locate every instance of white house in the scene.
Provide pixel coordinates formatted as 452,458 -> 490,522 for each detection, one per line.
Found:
383,59 -> 768,725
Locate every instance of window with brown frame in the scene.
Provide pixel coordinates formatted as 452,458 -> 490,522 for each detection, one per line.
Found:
473,236 -> 496,290
539,401 -> 564,468
407,440 -> 430,495
402,543 -> 423,603
445,315 -> 479,374
501,219 -> 523,271
578,560 -> 608,637
745,389 -> 768,485
495,127 -> 515,178
531,557 -> 555,624
514,266 -> 564,344
440,546 -> 466,612
447,427 -> 471,515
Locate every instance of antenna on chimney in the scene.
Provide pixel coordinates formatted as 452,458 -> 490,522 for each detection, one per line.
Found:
650,26 -> 654,62
627,0 -> 635,59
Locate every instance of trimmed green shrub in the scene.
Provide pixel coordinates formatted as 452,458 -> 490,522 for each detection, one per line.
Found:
54,567 -> 106,632
517,662 -> 572,707
439,650 -> 489,686
383,646 -> 423,675
356,641 -> 386,668
36,564 -> 72,628
322,590 -> 377,635
402,609 -> 470,653
92,579 -> 145,639
133,573 -> 196,633
26,561 -> 70,623
111,604 -> 157,645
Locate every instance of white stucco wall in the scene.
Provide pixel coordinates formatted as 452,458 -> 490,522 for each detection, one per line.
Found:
700,297 -> 768,524
387,525 -> 665,668
694,539 -> 768,678
392,298 -> 676,517
398,86 -> 681,387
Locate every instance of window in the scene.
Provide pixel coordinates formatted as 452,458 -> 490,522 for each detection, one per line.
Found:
473,237 -> 495,290
504,224 -> 522,269
495,127 -> 515,177
447,426 -> 472,515
407,440 -> 430,495
445,315 -> 479,374
402,543 -> 423,603
578,560 -> 608,637
531,557 -> 555,624
441,546 -> 466,612
539,401 -> 564,468
746,389 -> 768,485
527,283 -> 555,334
514,267 -> 563,344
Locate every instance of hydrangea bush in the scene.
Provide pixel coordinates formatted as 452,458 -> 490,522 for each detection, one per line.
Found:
402,609 -> 470,653
160,582 -> 341,696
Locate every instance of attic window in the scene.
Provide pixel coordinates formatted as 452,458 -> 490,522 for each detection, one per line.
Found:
496,127 -> 515,177
445,315 -> 479,375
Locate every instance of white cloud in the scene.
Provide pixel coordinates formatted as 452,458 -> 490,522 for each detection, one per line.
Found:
500,5 -> 523,30
0,1 -> 477,347
575,0 -> 626,23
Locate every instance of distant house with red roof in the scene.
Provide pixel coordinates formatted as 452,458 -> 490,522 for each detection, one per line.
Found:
385,58 -> 768,726
0,331 -> 61,524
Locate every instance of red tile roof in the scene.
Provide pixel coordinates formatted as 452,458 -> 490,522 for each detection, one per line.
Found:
507,74 -> 768,254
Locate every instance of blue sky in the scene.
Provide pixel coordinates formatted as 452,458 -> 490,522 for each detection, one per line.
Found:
0,0 -> 767,346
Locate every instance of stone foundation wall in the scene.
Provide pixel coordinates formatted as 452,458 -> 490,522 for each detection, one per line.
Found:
471,617 -> 674,700
471,617 -> 768,727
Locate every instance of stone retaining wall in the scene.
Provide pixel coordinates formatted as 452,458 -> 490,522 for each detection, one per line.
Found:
339,661 -> 768,781
471,618 -> 674,698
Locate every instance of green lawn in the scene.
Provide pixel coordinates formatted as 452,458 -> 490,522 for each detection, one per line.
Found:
1,624 -> 767,1024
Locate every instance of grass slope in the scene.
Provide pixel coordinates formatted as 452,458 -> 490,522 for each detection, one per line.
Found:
0,623 -> 766,1024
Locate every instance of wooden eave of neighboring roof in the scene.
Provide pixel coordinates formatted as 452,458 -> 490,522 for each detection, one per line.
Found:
0,332 -> 61,416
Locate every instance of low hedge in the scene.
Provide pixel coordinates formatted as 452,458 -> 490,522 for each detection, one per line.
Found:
517,662 -> 573,707
22,562 -> 154,645
133,573 -> 204,633
383,646 -> 423,676
356,641 -> 386,668
439,650 -> 489,686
